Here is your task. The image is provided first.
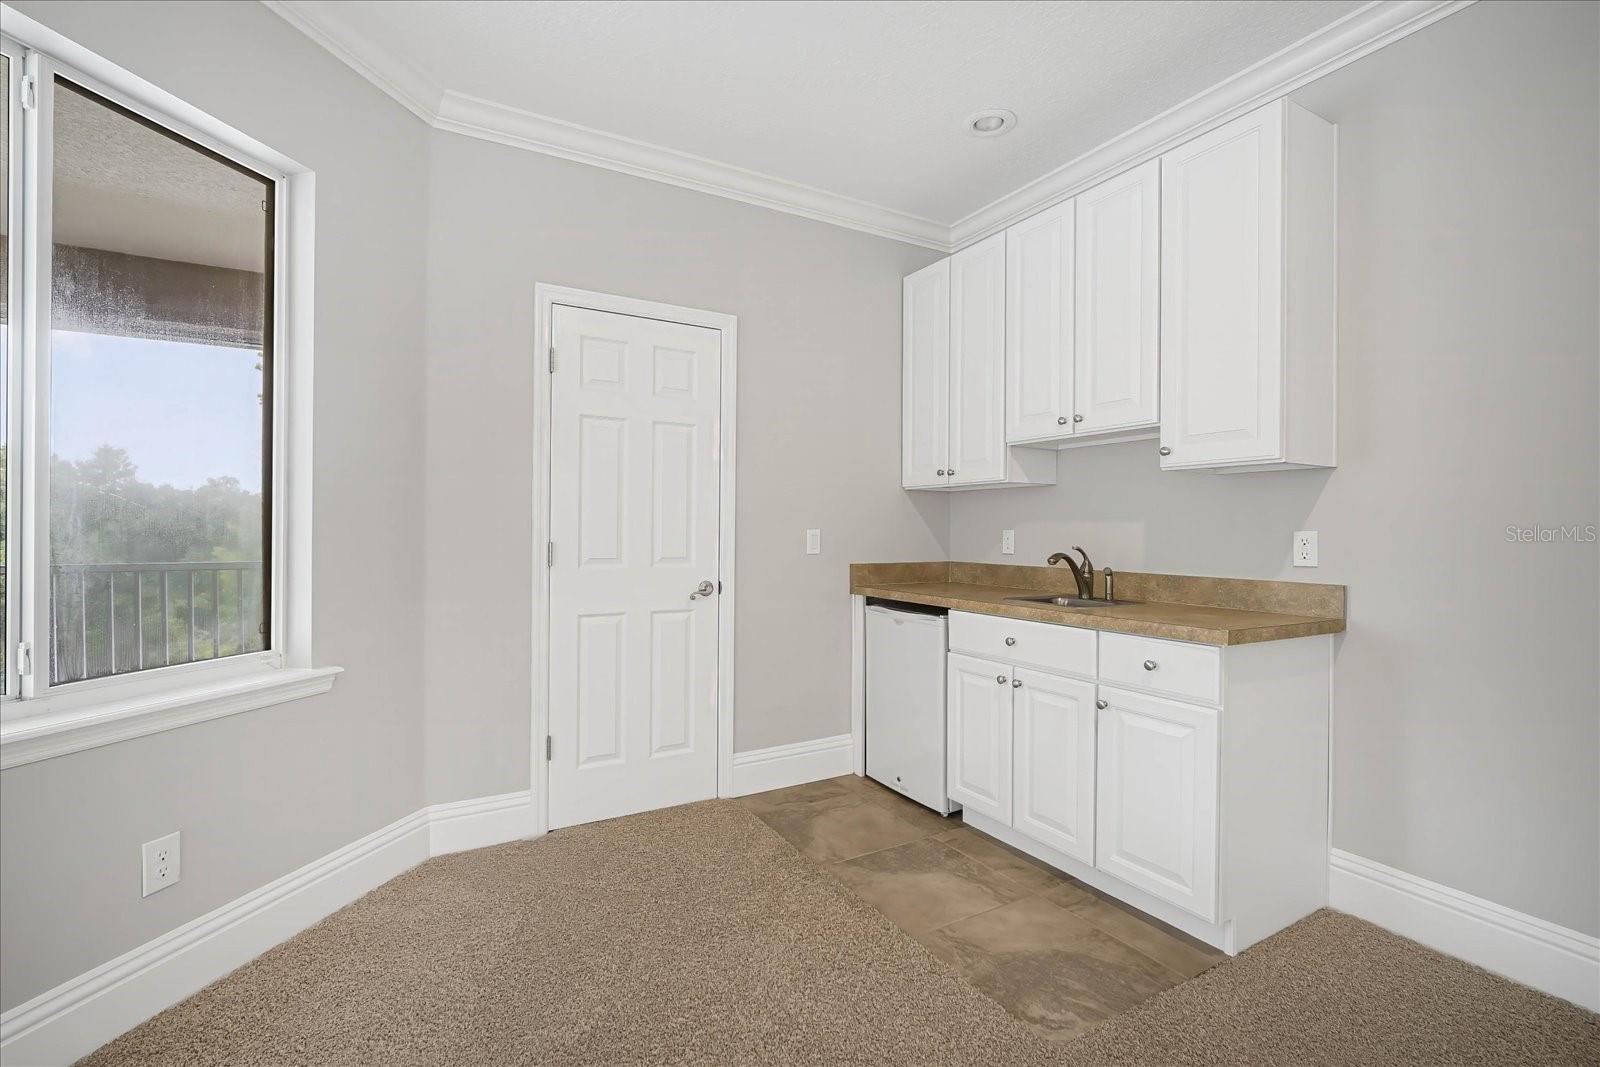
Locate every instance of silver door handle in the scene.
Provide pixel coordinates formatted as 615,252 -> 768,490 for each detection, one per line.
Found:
1096,698 -> 1109,710
690,580 -> 716,600
1012,679 -> 1022,688
996,675 -> 1007,685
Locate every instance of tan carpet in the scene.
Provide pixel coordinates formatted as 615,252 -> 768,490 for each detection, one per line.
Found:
80,800 -> 1599,1066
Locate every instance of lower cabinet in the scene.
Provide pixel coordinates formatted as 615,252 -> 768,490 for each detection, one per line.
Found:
1094,686 -> 1218,921
942,608 -> 1330,954
1012,667 -> 1096,865
946,653 -> 1013,823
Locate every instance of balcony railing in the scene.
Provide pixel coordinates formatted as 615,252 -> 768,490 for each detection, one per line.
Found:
50,562 -> 266,685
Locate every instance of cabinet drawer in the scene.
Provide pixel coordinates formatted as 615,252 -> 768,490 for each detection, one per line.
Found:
949,611 -> 1095,678
1099,632 -> 1220,706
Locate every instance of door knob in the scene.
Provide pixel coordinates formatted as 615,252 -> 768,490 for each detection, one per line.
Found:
1012,679 -> 1022,688
690,580 -> 716,600
1095,698 -> 1109,710
995,675 -> 1007,685
1159,446 -> 1172,456
1057,416 -> 1068,425
1073,414 -> 1084,423
937,469 -> 946,476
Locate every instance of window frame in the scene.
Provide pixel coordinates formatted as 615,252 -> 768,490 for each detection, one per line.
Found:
0,11 -> 335,767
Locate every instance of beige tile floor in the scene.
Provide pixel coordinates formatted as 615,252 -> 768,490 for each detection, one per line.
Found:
738,774 -> 1225,1043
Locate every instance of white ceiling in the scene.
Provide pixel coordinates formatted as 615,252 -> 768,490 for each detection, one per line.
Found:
268,1 -> 1465,248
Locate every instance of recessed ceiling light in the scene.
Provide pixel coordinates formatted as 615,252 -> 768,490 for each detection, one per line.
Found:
967,109 -> 1017,137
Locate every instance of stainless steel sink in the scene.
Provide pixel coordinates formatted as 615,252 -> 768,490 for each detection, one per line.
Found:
1005,594 -> 1139,608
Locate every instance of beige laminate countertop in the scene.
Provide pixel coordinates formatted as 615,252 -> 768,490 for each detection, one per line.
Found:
850,563 -> 1345,646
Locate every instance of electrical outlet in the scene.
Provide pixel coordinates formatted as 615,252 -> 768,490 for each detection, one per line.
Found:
142,832 -> 181,897
1001,530 -> 1015,555
1293,531 -> 1319,568
805,529 -> 821,555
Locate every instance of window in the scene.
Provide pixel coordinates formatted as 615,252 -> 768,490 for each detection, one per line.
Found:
0,21 -> 333,762
49,79 -> 273,685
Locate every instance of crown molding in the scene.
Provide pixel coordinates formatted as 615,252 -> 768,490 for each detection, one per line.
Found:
260,0 -> 441,124
262,0 -> 1474,255
948,0 -> 1476,248
432,90 -> 951,249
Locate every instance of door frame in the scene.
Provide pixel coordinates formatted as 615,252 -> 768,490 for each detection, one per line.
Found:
531,284 -> 738,836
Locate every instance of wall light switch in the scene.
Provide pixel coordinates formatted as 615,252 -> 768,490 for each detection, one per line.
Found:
1293,531 -> 1319,567
142,831 -> 181,897
1001,530 -> 1015,555
805,529 -> 821,555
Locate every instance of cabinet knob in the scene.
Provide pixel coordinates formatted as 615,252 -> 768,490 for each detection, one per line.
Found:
1158,447 -> 1172,456
1143,659 -> 1158,671
1004,637 -> 1016,646
1073,414 -> 1084,423
948,469 -> 956,476
1057,416 -> 1068,425
936,469 -> 946,476
996,675 -> 1007,685
1012,678 -> 1022,688
1096,698 -> 1109,710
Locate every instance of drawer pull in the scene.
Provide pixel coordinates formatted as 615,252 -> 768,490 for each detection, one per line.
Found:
1004,637 -> 1016,646
1143,659 -> 1158,671
1095,698 -> 1109,710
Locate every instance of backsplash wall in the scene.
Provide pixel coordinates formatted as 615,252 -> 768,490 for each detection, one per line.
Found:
946,0 -> 1599,937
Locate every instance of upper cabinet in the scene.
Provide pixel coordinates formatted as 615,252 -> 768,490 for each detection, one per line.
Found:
1159,100 -> 1337,472
902,97 -> 1335,484
1006,160 -> 1160,448
902,235 -> 1055,491
901,258 -> 950,488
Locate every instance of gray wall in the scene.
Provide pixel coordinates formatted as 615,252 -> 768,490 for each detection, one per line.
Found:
947,0 -> 1599,936
0,0 -> 431,1010
421,134 -> 946,802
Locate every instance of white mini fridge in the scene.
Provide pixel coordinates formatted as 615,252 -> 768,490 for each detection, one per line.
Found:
865,602 -> 958,815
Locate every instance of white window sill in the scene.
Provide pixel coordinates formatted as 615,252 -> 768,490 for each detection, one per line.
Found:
0,665 -> 343,770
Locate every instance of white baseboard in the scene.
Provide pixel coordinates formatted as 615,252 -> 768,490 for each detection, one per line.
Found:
729,733 -> 853,797
1329,848 -> 1600,1012
0,790 -> 534,1066
427,790 -> 535,856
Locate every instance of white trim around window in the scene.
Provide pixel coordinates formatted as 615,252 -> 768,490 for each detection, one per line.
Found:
0,5 -> 337,769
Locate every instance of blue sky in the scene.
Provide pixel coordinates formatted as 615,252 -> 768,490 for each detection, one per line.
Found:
50,331 -> 265,492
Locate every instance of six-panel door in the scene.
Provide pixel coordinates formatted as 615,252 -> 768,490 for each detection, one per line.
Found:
902,258 -> 951,488
1011,667 -> 1096,864
1159,100 -> 1286,469
947,232 -> 1008,485
1075,159 -> 1160,435
548,305 -> 723,830
1095,685 -> 1219,920
946,652 -> 1013,823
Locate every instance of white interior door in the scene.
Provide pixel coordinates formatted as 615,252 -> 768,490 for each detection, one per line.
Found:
548,304 -> 722,829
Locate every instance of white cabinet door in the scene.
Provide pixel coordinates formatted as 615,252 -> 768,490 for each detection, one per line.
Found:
1095,686 -> 1218,920
902,258 -> 950,488
1005,201 -> 1073,443
1012,668 -> 1096,864
1160,100 -> 1285,469
948,232 -> 1007,485
1076,160 -> 1160,435
946,651 -> 1013,823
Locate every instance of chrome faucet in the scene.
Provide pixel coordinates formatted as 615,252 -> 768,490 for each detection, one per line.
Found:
1046,546 -> 1096,599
